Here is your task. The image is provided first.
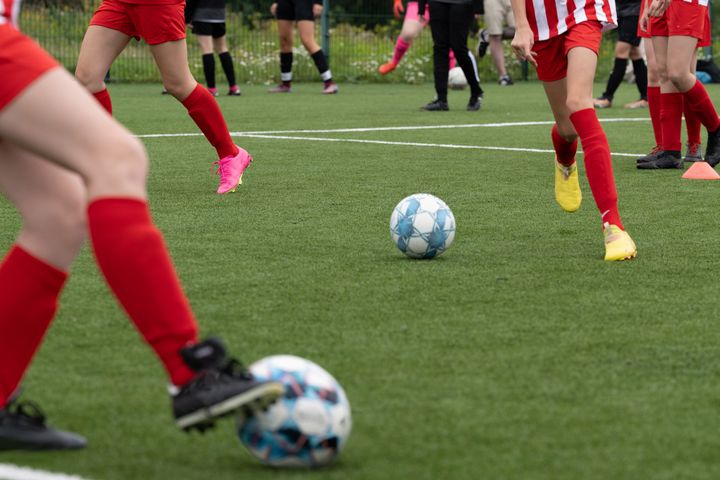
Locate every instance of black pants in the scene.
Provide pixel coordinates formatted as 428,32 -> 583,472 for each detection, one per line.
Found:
428,1 -> 482,101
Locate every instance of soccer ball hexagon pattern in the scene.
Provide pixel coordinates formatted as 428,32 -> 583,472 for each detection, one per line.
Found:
390,193 -> 456,259
237,355 -> 352,468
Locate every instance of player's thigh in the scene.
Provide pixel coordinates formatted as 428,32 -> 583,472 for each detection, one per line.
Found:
150,39 -> 197,99
565,47 -> 597,112
400,16 -> 425,39
666,35 -> 697,77
196,34 -> 214,54
0,68 -> 146,199
76,25 -> 132,89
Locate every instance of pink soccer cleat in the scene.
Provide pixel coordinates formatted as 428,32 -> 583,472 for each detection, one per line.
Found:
268,84 -> 292,93
208,87 -> 219,97
213,146 -> 253,194
322,82 -> 339,94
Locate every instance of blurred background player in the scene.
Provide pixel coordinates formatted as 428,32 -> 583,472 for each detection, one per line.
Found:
477,0 -> 515,85
637,0 -> 720,169
635,1 -> 710,166
510,0 -> 637,260
418,0 -> 484,111
73,0 -> 251,195
268,0 -> 338,94
0,4 -> 282,451
378,0 -> 456,75
593,0 -> 648,109
186,0 -> 241,96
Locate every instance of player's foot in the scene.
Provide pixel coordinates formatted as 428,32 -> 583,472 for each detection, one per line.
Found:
636,150 -> 682,169
322,81 -> 339,94
603,223 -> 637,262
228,85 -> 241,96
268,83 -> 292,93
467,95 -> 483,111
635,145 -> 662,164
705,127 -> 720,167
684,142 -> 703,162
498,74 -> 514,86
0,398 -> 87,451
554,159 -> 582,213
624,98 -> 648,109
208,87 -> 219,97
173,337 -> 283,432
593,96 -> 612,109
477,29 -> 489,58
421,99 -> 449,111
161,88 -> 170,95
214,145 -> 253,194
378,61 -> 398,75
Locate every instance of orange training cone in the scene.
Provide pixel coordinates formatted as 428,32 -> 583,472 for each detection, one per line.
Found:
681,161 -> 720,180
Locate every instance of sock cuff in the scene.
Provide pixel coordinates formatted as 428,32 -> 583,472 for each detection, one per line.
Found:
551,124 -> 576,146
88,198 -> 151,230
396,37 -> 410,47
218,51 -> 231,58
2,245 -> 68,290
180,83 -> 205,108
202,53 -> 214,59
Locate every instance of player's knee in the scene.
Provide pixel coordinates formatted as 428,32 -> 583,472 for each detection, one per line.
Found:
666,68 -> 688,89
300,36 -> 318,51
95,134 -> 148,191
163,80 -> 195,100
26,188 -> 87,254
74,66 -> 103,92
565,96 -> 591,114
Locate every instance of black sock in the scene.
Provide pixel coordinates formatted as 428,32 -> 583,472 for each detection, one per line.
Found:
310,50 -> 332,82
202,53 -> 216,89
280,52 -> 293,85
602,57 -> 628,100
632,58 -> 648,100
218,51 -> 236,87
436,88 -> 448,103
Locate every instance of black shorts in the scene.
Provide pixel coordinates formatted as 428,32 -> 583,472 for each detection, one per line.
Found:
276,0 -> 315,21
192,21 -> 226,38
617,15 -> 641,46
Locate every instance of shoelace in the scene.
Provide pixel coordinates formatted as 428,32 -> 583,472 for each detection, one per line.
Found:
180,358 -> 254,394
212,160 -> 226,178
1,400 -> 47,426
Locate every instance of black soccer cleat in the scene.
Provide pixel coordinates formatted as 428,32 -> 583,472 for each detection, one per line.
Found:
467,95 -> 483,111
0,398 -> 87,451
421,99 -> 449,111
636,150 -> 683,169
477,29 -> 490,59
705,127 -> 720,167
636,145 -> 663,164
173,337 -> 283,432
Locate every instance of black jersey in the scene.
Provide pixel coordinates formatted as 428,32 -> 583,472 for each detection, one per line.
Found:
186,0 -> 226,24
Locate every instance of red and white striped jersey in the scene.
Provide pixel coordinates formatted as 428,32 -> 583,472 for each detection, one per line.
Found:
0,0 -> 21,27
527,0 -> 617,41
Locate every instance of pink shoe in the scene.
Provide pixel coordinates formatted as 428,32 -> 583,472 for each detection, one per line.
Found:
214,146 -> 253,194
322,82 -> 339,94
268,84 -> 292,93
208,87 -> 219,97
228,85 -> 241,96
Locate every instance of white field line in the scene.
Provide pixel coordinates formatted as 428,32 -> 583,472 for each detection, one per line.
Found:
135,118 -> 649,157
0,464 -> 92,480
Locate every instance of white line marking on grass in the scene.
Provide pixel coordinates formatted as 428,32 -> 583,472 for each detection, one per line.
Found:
0,464 -> 92,480
239,134 -> 641,158
136,117 -> 650,139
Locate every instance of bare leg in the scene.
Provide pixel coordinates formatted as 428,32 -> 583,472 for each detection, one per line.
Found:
489,35 -> 507,77
150,39 -> 198,100
75,26 -> 132,93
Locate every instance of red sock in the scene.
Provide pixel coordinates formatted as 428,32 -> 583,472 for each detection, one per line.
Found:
569,109 -> 623,229
647,86 -> 662,146
683,79 -> 720,133
660,92 -> 683,152
392,37 -> 410,65
181,85 -> 238,159
449,49 -> 456,70
87,198 -> 198,387
0,246 -> 67,408
93,88 -> 112,115
551,124 -> 577,167
684,99 -> 702,145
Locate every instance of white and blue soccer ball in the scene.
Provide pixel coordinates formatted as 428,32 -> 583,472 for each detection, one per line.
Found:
390,193 -> 456,259
238,355 -> 352,468
448,67 -> 468,90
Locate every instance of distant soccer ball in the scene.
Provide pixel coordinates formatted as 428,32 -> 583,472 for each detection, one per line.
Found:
448,67 -> 467,90
390,193 -> 456,259
238,355 -> 352,468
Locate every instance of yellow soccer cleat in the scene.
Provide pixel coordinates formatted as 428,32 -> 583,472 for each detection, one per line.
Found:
603,223 -> 637,261
554,158 -> 582,212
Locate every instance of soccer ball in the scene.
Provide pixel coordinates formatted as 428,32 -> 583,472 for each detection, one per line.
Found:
390,193 -> 456,259
448,67 -> 467,90
237,355 -> 352,468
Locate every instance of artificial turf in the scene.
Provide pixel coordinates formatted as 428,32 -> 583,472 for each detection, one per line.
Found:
1,82 -> 720,479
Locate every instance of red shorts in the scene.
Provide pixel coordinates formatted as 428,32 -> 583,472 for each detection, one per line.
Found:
0,25 -> 58,112
637,0 -> 650,38
649,0 -> 707,41
89,0 -> 186,45
532,21 -> 603,82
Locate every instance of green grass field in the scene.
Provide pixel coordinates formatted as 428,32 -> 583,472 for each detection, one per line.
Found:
2,82 -> 720,480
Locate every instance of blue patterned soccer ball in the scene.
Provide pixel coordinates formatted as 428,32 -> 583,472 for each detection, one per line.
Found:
390,193 -> 456,259
238,355 -> 352,468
